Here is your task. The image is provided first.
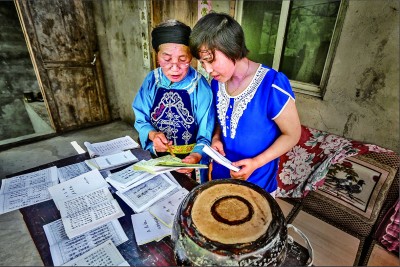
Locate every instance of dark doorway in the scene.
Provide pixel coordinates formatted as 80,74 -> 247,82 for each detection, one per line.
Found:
0,1 -> 54,147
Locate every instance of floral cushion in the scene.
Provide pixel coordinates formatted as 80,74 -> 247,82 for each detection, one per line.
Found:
276,125 -> 393,198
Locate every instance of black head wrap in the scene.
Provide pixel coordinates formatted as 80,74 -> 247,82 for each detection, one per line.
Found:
151,23 -> 191,50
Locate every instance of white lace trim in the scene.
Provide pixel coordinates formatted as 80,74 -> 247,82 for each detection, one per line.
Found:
217,65 -> 269,139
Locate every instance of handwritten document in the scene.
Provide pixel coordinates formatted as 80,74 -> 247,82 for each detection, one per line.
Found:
44,219 -> 128,266
48,169 -> 108,209
60,193 -> 125,239
48,169 -> 124,238
62,240 -> 129,266
116,174 -> 177,213
149,188 -> 189,228
58,187 -> 115,217
84,136 -> 139,158
131,211 -> 171,245
57,162 -> 92,183
105,164 -> 148,191
0,166 -> 58,214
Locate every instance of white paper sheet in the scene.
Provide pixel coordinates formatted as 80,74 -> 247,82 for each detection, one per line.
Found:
57,162 -> 92,183
61,198 -> 125,239
0,166 -> 58,214
48,169 -> 108,209
84,136 -> 139,158
131,211 -> 171,245
58,187 -> 115,217
85,151 -> 138,171
105,164 -> 148,190
62,240 -> 129,266
202,145 -> 240,172
116,174 -> 177,213
43,219 -> 128,266
148,188 -> 189,228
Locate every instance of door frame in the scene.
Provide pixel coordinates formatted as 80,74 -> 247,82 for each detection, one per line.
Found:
14,0 -> 110,133
14,0 -> 59,131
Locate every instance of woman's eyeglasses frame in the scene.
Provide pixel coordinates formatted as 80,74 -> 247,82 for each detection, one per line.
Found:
158,58 -> 190,70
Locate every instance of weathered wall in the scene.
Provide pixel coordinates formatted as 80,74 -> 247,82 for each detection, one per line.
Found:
92,0 -> 398,151
0,2 -> 37,140
92,0 -> 151,127
296,1 -> 399,152
204,0 -> 399,151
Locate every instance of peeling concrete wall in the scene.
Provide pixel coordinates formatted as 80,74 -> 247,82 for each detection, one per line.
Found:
296,1 -> 399,152
92,0 -> 150,127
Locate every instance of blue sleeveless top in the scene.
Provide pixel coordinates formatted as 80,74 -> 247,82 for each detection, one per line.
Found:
210,65 -> 295,193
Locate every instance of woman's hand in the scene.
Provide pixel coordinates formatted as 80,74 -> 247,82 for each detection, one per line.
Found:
149,131 -> 171,153
211,138 -> 225,156
176,153 -> 202,175
229,158 -> 260,180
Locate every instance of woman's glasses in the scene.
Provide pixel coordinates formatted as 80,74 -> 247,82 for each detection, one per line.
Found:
159,59 -> 190,70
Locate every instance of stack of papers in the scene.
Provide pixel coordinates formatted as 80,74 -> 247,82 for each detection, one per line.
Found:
148,188 -> 189,228
129,187 -> 189,246
131,211 -> 171,245
116,174 -> 177,213
85,151 -> 138,172
84,136 -> 139,158
48,169 -> 125,238
133,155 -> 207,175
58,162 -> 110,183
0,166 -> 59,214
62,240 -> 129,266
57,162 -> 92,183
105,164 -> 149,192
43,219 -> 128,266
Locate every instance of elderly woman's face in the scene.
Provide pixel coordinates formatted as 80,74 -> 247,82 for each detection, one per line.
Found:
157,43 -> 192,83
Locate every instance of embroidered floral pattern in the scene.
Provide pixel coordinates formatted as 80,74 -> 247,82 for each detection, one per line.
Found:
216,85 -> 229,137
217,66 -> 268,139
230,68 -> 268,138
151,91 -> 194,145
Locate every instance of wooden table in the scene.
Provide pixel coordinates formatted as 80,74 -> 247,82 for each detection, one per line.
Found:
13,149 -> 310,266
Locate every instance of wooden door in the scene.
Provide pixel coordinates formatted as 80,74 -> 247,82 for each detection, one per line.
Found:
15,0 -> 110,132
150,0 -> 198,68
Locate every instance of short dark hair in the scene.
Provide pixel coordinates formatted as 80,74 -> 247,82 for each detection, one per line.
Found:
190,12 -> 249,62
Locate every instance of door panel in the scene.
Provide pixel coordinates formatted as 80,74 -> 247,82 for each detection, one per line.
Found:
47,67 -> 104,127
15,0 -> 110,132
28,1 -> 92,61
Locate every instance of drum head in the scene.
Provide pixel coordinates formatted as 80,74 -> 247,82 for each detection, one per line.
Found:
173,179 -> 287,265
191,183 -> 271,244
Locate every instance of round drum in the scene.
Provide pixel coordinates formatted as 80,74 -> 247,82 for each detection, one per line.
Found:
172,179 -> 288,266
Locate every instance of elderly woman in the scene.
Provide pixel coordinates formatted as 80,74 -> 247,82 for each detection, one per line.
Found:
132,20 -> 214,182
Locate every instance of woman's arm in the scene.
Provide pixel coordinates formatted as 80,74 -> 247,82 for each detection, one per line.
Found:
231,100 -> 301,180
132,74 -> 158,153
